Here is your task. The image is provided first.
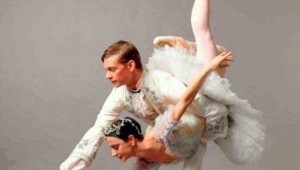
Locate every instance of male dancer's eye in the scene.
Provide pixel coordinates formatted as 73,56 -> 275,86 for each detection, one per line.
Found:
108,68 -> 117,72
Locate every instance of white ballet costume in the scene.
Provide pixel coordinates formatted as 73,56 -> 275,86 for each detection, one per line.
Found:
146,46 -> 265,164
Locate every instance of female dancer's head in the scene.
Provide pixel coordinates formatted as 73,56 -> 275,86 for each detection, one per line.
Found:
104,117 -> 144,161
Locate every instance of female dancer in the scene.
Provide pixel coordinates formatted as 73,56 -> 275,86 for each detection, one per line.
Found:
105,51 -> 233,169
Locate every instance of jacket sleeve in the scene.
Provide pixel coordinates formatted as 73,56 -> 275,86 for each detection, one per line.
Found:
153,70 -> 201,115
155,70 -> 187,104
60,88 -> 126,170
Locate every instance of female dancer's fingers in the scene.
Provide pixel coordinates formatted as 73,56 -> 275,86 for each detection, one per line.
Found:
218,52 -> 232,60
218,52 -> 232,63
222,52 -> 232,58
220,51 -> 231,56
220,52 -> 234,63
209,51 -> 233,70
218,52 -> 234,69
220,63 -> 230,68
222,51 -> 230,55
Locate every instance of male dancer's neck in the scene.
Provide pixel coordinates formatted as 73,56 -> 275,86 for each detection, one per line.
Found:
126,70 -> 143,91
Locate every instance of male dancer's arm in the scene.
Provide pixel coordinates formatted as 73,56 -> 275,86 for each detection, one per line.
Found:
60,88 -> 125,170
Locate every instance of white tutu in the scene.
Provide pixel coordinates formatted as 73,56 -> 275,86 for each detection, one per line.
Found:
146,46 -> 265,164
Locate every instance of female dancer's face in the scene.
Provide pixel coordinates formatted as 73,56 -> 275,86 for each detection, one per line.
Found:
106,136 -> 135,162
103,55 -> 133,88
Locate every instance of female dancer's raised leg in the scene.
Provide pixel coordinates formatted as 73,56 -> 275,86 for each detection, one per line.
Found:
191,0 -> 217,62
153,0 -> 228,77
192,0 -> 228,77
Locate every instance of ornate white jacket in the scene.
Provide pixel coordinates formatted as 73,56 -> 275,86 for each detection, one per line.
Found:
60,69 -> 201,170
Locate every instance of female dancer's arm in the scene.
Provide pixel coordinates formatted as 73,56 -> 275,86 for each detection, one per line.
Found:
172,52 -> 232,122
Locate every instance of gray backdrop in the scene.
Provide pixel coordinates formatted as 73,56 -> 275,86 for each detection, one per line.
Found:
1,0 -> 299,170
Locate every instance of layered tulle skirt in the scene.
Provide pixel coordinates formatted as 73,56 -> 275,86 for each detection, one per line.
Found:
146,46 -> 265,164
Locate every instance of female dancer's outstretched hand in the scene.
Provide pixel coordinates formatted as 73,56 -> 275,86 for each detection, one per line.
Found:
207,52 -> 233,71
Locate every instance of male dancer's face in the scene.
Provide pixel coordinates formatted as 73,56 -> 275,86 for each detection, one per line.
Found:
103,55 -> 132,87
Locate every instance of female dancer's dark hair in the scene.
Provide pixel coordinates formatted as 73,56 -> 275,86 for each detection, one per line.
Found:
104,117 -> 144,141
